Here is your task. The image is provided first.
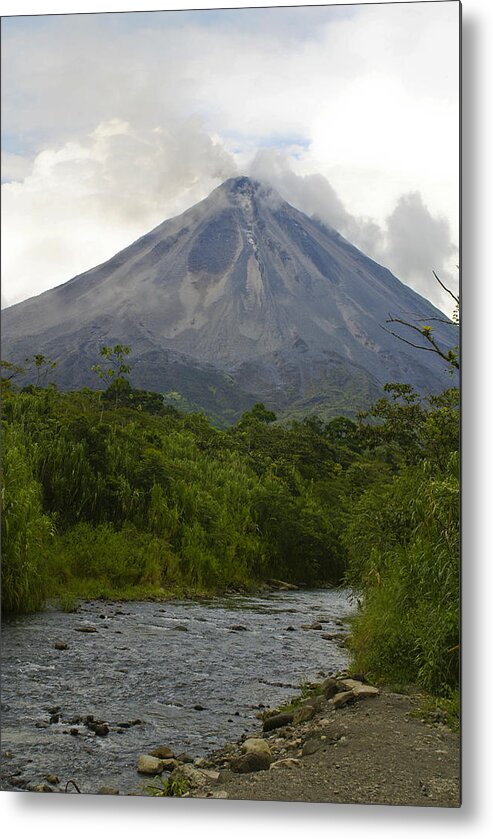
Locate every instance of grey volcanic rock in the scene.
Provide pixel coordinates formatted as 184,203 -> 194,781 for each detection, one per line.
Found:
1,177 -> 456,421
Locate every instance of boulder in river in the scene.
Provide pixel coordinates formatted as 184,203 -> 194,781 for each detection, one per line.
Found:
32,783 -> 55,792
149,745 -> 175,759
94,724 -> 109,737
137,755 -> 165,775
54,640 -> 68,650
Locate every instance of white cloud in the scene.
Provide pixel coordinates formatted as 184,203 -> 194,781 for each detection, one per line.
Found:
1,119 -> 237,305
1,2 -> 459,309
248,148 -> 458,314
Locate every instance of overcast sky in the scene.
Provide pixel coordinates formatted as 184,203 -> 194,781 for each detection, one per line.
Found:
1,1 -> 460,314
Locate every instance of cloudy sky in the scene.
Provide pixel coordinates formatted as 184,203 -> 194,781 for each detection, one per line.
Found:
1,1 -> 460,314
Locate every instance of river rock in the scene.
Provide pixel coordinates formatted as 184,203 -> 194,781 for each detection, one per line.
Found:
137,755 -> 165,775
293,705 -> 317,724
169,764 -> 212,787
172,625 -> 188,631
300,695 -> 324,712
331,690 -> 354,709
33,783 -> 54,792
321,632 -> 346,641
230,752 -> 271,774
161,759 -> 179,772
322,677 -> 341,699
54,640 -> 68,650
74,626 -> 98,633
98,787 -> 120,795
352,684 -> 380,699
270,758 -> 301,770
267,579 -> 298,591
149,745 -> 175,759
45,774 -> 59,785
94,723 -> 109,736
229,625 -> 248,631
242,738 -> 272,762
338,678 -> 365,691
300,622 -> 323,630
176,752 -> 194,764
262,712 -> 294,732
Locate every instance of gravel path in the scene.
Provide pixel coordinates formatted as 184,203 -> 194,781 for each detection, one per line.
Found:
189,686 -> 460,808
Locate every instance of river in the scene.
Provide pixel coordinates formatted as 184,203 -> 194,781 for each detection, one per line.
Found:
1,588 -> 354,794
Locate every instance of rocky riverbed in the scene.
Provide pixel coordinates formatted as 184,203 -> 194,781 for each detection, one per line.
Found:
1,588 -> 354,795
181,675 -> 461,807
1,587 -> 460,806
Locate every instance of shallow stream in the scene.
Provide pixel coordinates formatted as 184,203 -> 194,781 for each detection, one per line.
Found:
1,589 -> 354,794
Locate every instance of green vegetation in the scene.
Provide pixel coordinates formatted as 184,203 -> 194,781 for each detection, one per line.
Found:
343,384 -> 459,702
1,352 -> 459,703
143,775 -> 191,797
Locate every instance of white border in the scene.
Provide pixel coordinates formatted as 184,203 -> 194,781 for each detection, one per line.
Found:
1,1 -> 492,838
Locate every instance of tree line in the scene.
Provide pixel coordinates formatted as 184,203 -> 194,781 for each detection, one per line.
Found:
1,340 -> 459,701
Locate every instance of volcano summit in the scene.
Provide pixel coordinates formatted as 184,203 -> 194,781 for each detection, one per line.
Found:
2,177 -> 455,422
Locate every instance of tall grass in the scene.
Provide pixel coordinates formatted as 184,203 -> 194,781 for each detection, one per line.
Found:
345,454 -> 459,695
1,424 -> 53,614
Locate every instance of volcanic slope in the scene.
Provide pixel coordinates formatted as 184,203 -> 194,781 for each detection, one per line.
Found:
1,177 -> 456,422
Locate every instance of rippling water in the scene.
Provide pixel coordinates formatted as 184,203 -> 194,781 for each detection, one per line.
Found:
1,589 -> 354,794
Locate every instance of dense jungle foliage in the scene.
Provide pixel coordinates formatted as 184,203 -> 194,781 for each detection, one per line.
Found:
1,354 -> 459,699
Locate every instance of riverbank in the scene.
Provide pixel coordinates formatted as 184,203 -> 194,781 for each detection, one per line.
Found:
176,674 -> 460,807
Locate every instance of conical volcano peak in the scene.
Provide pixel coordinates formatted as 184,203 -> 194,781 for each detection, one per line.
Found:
2,175 -> 455,422
222,175 -> 263,195
214,175 -> 281,210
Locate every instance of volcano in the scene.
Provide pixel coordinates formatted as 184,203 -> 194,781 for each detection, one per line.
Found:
1,176 -> 455,422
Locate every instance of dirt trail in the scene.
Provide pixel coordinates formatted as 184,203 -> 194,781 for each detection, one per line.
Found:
188,685 -> 460,807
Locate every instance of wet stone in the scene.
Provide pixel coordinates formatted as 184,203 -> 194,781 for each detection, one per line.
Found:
149,745 -> 175,759
94,724 -> 109,736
